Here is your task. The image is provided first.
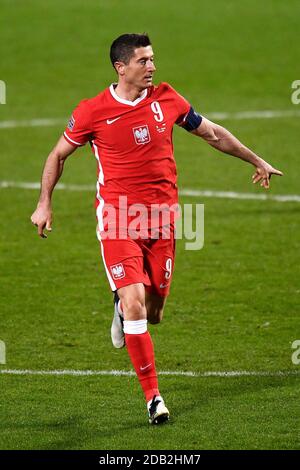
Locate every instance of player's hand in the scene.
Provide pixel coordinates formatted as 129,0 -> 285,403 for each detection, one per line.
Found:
252,162 -> 283,189
30,204 -> 52,239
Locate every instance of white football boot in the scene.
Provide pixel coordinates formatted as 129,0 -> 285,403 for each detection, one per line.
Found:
148,395 -> 170,425
111,292 -> 125,348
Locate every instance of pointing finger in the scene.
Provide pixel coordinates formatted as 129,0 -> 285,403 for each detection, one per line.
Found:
272,169 -> 283,176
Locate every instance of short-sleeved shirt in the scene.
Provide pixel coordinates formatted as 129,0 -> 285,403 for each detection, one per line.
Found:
64,82 -> 191,233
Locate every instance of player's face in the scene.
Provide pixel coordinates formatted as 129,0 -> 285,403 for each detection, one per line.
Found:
124,46 -> 156,90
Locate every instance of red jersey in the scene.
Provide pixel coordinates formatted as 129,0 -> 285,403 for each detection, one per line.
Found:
64,82 -> 191,232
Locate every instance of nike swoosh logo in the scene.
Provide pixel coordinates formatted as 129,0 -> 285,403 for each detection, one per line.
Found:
107,117 -> 121,124
140,363 -> 152,371
160,283 -> 169,289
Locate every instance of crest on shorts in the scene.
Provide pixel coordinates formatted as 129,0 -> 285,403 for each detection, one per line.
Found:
67,115 -> 75,131
110,263 -> 125,280
133,125 -> 151,144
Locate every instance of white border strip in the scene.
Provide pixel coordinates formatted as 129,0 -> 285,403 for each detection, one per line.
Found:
1,180 -> 299,203
0,369 -> 299,378
63,131 -> 82,146
1,109 -> 300,129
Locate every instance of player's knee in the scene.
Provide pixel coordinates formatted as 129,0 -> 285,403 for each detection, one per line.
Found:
122,297 -> 146,320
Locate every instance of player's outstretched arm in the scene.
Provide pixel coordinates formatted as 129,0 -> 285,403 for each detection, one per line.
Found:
31,136 -> 77,238
191,117 -> 283,189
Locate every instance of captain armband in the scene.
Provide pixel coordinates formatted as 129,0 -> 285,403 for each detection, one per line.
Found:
181,107 -> 202,132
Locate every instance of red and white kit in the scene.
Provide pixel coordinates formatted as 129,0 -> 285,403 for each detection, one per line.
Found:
64,82 -> 191,296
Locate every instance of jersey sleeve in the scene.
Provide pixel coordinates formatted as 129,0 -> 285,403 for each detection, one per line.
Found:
165,83 -> 203,130
164,83 -> 191,125
63,99 -> 92,147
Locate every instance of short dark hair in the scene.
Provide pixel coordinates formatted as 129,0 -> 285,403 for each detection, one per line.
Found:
110,33 -> 151,69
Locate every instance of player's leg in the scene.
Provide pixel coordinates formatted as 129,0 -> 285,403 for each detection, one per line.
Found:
99,238 -> 169,424
143,224 -> 176,324
99,237 -> 148,348
145,292 -> 167,324
117,282 -> 169,424
118,282 -> 147,320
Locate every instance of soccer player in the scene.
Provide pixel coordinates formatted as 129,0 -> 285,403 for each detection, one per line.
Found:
31,33 -> 283,425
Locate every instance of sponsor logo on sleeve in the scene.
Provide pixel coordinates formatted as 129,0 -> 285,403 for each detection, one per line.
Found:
67,115 -> 75,131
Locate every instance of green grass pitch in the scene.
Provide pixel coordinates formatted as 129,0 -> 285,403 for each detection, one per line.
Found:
0,0 -> 300,450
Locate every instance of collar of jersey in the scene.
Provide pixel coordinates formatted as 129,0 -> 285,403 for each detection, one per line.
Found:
109,83 -> 148,107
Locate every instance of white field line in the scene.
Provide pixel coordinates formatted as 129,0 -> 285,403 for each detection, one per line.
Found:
0,369 -> 299,378
0,118 -> 66,129
0,181 -> 95,192
180,189 -> 300,203
1,180 -> 299,203
1,109 -> 300,129
208,109 -> 300,120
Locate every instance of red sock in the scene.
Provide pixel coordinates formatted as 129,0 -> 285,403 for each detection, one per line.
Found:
125,331 -> 159,402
